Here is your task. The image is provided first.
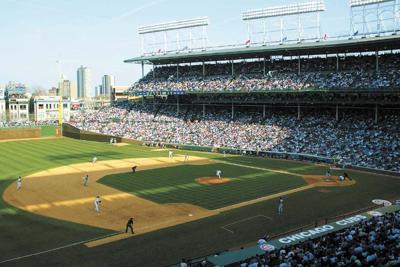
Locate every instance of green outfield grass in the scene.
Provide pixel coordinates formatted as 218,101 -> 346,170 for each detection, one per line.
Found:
99,163 -> 306,209
0,137 -> 399,267
0,138 -> 218,262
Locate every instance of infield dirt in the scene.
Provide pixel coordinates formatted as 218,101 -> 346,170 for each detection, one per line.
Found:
3,156 -> 216,234
3,156 -> 356,247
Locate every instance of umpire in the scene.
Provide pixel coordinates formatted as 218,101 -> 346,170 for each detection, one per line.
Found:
126,217 -> 134,234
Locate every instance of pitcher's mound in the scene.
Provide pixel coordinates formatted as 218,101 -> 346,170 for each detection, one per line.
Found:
196,177 -> 231,184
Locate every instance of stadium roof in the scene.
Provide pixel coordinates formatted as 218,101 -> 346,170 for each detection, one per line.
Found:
124,34 -> 400,65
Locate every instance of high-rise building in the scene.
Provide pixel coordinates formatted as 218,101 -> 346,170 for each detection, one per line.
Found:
102,75 -> 114,97
77,66 -> 91,99
58,75 -> 77,99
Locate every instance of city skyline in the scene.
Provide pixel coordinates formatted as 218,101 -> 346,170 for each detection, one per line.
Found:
0,0 -> 367,89
77,66 -> 91,98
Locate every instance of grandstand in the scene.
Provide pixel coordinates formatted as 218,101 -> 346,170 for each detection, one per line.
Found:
2,1 -> 400,266
88,16 -> 400,266
73,33 -> 400,174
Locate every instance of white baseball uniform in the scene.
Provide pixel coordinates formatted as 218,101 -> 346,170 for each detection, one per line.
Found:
17,177 -> 22,191
278,198 -> 284,214
92,157 -> 97,164
216,170 -> 222,179
94,196 -> 101,212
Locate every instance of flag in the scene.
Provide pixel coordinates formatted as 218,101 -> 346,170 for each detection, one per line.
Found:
353,30 -> 359,36
282,36 -> 287,42
157,48 -> 162,53
323,33 -> 328,40
245,39 -> 251,45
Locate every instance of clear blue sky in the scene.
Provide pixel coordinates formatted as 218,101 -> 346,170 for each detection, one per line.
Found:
0,0 -> 351,91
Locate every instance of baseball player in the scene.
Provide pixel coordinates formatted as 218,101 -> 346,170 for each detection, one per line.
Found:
125,217 -> 134,234
17,176 -> 22,191
94,196 -> 101,213
278,197 -> 284,215
325,169 -> 331,177
132,165 -> 137,174
83,174 -> 89,186
168,150 -> 173,158
216,170 -> 222,179
184,154 -> 189,162
92,156 -> 97,164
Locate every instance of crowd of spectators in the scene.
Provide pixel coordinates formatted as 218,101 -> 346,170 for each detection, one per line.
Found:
128,54 -> 400,93
233,210 -> 400,267
70,102 -> 400,172
0,120 -> 58,128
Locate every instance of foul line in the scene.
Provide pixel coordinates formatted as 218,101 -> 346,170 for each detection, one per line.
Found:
219,160 -> 304,177
0,231 -> 121,264
221,215 -> 271,234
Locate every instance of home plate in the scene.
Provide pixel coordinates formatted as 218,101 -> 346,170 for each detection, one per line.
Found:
188,214 -> 193,217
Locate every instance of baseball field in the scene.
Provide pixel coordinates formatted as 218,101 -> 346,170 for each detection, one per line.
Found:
0,137 -> 399,266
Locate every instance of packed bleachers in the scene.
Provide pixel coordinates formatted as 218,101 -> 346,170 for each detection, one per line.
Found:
231,210 -> 400,267
70,102 -> 400,172
128,54 -> 400,93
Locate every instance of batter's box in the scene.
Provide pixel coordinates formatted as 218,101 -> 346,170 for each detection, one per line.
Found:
220,215 -> 271,234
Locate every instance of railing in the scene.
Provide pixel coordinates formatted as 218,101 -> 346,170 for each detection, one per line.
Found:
141,30 -> 399,58
126,86 -> 400,96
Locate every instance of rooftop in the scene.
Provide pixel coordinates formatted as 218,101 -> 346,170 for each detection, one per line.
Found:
124,34 -> 400,65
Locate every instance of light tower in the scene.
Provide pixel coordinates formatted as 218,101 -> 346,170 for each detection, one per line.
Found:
349,0 -> 400,37
242,1 -> 325,45
138,17 -> 209,55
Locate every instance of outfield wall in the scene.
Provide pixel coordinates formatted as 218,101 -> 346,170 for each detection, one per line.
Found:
0,128 -> 41,140
0,125 -> 61,141
62,123 -> 122,143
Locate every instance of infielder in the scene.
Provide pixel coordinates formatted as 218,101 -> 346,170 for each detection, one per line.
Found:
216,170 -> 222,179
17,176 -> 22,191
278,197 -> 284,215
83,174 -> 89,186
184,154 -> 189,162
94,196 -> 101,213
168,150 -> 173,158
92,156 -> 97,164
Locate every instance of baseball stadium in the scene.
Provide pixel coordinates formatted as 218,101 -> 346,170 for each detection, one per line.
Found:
1,1 -> 400,267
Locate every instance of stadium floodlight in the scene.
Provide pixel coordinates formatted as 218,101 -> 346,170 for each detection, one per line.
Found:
349,0 -> 394,7
138,17 -> 209,34
242,1 -> 325,20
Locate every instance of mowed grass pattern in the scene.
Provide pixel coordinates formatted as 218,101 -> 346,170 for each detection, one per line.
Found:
0,138 -> 212,260
98,163 -> 306,209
